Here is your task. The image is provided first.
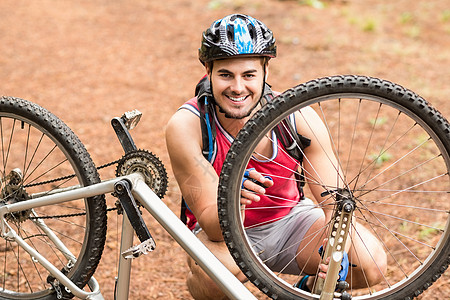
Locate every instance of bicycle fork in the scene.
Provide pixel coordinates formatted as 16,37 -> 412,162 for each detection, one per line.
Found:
314,190 -> 354,300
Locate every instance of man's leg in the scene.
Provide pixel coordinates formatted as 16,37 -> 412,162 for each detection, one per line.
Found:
186,230 -> 248,300
346,221 -> 387,288
296,218 -> 387,289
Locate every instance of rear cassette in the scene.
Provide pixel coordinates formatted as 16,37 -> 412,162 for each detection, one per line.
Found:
116,150 -> 168,199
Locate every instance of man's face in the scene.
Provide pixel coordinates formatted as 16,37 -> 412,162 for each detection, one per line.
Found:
207,57 -> 266,120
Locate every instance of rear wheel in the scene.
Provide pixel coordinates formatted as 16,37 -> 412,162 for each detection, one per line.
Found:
218,76 -> 450,299
0,96 -> 107,299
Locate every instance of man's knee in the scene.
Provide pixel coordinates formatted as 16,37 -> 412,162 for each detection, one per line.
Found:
185,231 -> 246,299
186,255 -> 228,300
365,247 -> 387,286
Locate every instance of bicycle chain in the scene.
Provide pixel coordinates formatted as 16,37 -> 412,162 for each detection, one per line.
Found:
24,159 -> 122,220
24,160 -> 121,188
25,150 -> 168,220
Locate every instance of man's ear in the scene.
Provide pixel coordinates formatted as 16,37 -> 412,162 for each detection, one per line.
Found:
205,62 -> 212,76
264,61 -> 270,81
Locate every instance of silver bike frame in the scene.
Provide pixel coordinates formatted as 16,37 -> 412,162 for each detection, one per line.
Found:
0,173 -> 256,300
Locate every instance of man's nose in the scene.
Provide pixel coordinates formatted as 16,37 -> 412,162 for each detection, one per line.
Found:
230,77 -> 245,94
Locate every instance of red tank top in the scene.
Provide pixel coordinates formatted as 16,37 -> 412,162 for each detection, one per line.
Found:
180,97 -> 301,230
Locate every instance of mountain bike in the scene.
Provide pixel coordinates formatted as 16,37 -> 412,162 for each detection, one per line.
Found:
0,75 -> 448,300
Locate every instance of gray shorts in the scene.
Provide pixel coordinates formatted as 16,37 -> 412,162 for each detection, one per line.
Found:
245,198 -> 324,274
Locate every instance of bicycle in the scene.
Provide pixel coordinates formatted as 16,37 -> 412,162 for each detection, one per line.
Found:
0,75 -> 448,300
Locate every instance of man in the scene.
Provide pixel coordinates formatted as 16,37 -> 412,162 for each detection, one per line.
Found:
166,14 -> 386,299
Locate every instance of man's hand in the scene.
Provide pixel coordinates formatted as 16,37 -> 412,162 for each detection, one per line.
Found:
318,244 -> 350,282
240,168 -> 273,205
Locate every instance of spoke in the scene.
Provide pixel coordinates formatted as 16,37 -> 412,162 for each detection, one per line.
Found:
0,117 -> 4,178
274,218 -> 329,276
297,108 -> 349,192
357,198 -> 448,213
357,206 -> 444,232
348,223 -> 379,293
2,239 -> 7,291
21,132 -> 45,183
348,120 -> 418,191
354,131 -> 429,192
24,157 -> 69,187
23,144 -> 58,185
360,111 -> 401,188
354,208 -> 409,282
352,103 -> 383,191
356,154 -> 443,198
252,147 -> 321,190
371,173 -> 448,204
23,123 -> 32,180
353,214 -> 437,250
315,101 -> 347,189
28,224 -> 73,266
263,133 -> 322,188
17,225 -> 47,290
345,99 -> 362,176
10,236 -> 34,293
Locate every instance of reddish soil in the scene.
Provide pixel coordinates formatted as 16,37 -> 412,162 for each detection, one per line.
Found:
0,0 -> 448,299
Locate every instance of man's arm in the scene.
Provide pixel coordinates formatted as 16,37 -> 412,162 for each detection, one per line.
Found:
165,109 -> 224,241
296,106 -> 343,221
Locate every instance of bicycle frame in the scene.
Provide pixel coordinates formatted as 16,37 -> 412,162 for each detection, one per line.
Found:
0,172 -> 257,300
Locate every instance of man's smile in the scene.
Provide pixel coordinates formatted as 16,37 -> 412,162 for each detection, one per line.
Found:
226,95 -> 250,103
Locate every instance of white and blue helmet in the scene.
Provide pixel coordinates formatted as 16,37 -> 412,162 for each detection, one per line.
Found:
199,14 -> 277,64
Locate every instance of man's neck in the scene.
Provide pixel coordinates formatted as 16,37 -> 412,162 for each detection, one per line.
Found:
216,110 -> 248,137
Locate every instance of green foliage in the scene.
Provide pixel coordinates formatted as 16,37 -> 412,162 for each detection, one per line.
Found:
369,116 -> 388,126
368,151 -> 393,166
300,0 -> 326,9
363,18 -> 377,32
399,12 -> 414,24
441,10 -> 450,22
405,25 -> 421,38
208,0 -> 245,10
208,0 -> 223,10
346,16 -> 378,33
415,133 -> 430,145
419,222 -> 443,241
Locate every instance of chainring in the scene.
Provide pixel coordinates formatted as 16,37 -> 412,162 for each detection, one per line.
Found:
115,150 -> 168,199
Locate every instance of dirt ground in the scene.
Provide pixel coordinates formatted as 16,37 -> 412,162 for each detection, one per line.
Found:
0,0 -> 449,299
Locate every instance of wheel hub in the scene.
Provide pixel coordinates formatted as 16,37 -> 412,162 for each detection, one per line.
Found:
1,168 -> 32,222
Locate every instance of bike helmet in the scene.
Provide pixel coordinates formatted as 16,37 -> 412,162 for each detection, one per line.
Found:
199,14 -> 277,64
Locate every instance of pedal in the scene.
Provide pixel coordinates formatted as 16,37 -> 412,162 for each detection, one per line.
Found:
122,238 -> 156,259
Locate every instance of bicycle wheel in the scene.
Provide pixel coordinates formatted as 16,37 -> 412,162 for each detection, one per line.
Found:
0,97 -> 107,299
218,75 -> 450,299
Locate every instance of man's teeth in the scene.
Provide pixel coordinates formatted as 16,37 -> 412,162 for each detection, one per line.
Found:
229,96 -> 247,102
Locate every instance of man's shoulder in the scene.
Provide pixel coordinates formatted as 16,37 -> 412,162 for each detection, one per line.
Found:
166,99 -> 202,141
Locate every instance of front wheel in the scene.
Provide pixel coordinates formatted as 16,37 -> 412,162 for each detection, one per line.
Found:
218,76 -> 450,299
0,97 -> 107,299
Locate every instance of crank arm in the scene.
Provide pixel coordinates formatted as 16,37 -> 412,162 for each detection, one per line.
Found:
114,179 -> 156,252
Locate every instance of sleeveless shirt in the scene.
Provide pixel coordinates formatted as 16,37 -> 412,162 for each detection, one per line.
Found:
180,97 -> 301,230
